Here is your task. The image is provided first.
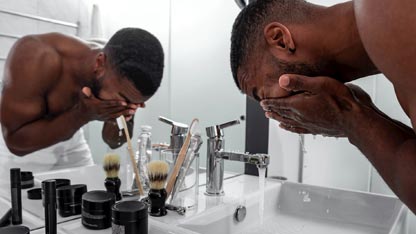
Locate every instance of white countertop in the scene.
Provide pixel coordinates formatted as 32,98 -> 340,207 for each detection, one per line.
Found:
0,164 -> 246,233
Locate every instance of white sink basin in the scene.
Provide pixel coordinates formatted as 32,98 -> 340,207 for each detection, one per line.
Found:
179,179 -> 407,234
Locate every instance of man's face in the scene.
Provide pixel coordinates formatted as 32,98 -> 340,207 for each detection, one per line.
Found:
92,68 -> 148,116
238,55 -> 324,102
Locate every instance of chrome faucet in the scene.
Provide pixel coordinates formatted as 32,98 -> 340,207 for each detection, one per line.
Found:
205,120 -> 270,196
159,116 -> 189,162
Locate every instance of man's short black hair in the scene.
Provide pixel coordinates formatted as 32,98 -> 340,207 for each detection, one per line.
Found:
104,28 -> 164,97
230,0 -> 309,89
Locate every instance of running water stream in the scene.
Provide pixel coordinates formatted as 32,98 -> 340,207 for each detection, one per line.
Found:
258,167 -> 266,226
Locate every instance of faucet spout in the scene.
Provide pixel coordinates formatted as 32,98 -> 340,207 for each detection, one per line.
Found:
217,151 -> 269,168
205,119 -> 270,196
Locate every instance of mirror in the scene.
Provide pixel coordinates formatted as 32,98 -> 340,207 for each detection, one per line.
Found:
0,0 -> 247,177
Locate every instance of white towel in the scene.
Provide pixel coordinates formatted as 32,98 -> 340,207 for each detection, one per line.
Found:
0,128 -> 93,193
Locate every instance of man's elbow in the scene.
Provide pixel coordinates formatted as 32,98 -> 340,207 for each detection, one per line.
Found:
7,146 -> 31,157
4,138 -> 32,157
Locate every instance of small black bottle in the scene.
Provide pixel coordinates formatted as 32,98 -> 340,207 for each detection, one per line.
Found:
10,168 -> 22,225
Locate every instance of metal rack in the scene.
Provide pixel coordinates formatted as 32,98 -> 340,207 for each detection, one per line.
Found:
0,9 -> 79,29
0,8 -> 80,61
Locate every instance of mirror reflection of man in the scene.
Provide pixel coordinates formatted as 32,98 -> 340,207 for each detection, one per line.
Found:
0,28 -> 164,180
230,0 -> 416,213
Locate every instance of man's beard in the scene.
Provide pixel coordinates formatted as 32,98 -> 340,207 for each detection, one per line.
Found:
275,58 -> 341,81
277,59 -> 327,78
90,77 -> 102,99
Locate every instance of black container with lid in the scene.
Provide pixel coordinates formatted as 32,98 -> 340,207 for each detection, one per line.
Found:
0,226 -> 30,234
111,201 -> 148,234
82,190 -> 115,230
20,171 -> 34,189
53,179 -> 71,188
28,179 -> 71,201
27,188 -> 42,200
56,184 -> 87,217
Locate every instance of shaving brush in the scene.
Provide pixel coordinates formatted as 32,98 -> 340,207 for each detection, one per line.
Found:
103,153 -> 122,201
147,160 -> 169,217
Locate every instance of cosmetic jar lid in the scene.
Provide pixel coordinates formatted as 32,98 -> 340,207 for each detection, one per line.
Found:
82,190 -> 115,212
53,179 -> 71,188
112,201 -> 148,222
27,188 -> 42,200
20,171 -> 33,181
41,178 -> 70,188
0,226 -> 30,234
20,171 -> 34,189
56,184 -> 87,199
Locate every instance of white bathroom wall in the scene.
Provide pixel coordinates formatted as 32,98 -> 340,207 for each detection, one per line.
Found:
268,120 -> 302,181
169,0 -> 246,172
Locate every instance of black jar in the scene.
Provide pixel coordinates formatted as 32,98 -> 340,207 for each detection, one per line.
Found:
82,190 -> 115,230
111,201 -> 148,234
56,184 -> 87,217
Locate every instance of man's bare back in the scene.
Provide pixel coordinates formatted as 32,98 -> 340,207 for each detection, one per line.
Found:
354,0 -> 416,119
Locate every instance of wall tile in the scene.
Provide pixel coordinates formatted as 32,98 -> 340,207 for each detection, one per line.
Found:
0,37 -> 18,58
0,0 -> 37,15
0,59 -> 5,83
36,22 -> 77,35
37,0 -> 80,25
0,13 -> 37,35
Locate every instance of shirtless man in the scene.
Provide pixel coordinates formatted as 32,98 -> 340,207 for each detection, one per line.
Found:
0,28 -> 164,172
230,0 -> 416,213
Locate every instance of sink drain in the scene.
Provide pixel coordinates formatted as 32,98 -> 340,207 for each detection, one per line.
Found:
234,205 -> 247,222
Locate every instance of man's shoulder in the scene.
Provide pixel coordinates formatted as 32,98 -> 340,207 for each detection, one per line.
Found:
10,34 -> 62,65
5,34 -> 63,87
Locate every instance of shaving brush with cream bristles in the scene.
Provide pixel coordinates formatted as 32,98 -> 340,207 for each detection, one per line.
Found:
147,160 -> 169,217
103,153 -> 122,201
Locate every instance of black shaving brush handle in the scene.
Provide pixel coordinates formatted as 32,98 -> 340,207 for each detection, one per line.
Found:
148,189 -> 167,217
104,178 -> 122,201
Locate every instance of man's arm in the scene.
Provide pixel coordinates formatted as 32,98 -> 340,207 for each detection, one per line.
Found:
261,74 -> 416,213
102,117 -> 134,149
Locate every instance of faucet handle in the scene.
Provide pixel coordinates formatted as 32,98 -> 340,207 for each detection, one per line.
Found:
219,120 -> 240,130
206,119 -> 240,138
159,116 -> 188,135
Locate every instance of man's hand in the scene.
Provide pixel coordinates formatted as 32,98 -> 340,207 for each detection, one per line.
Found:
77,87 -> 136,122
260,74 -> 367,137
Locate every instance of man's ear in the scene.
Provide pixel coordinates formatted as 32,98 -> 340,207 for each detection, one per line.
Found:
94,52 -> 107,78
264,22 -> 296,56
